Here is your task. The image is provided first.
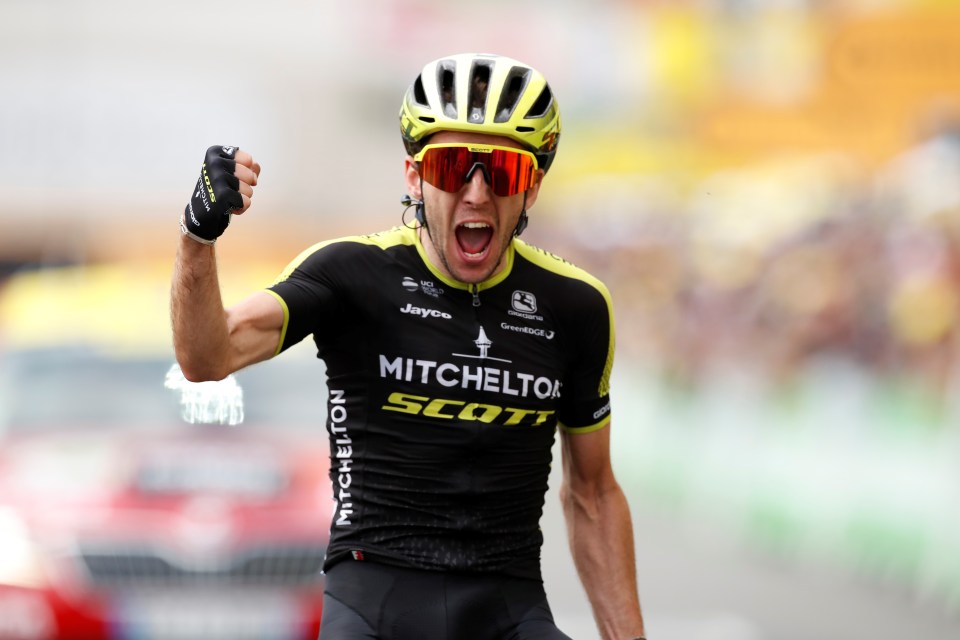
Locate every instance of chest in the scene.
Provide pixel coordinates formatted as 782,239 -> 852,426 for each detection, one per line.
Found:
323,266 -> 566,417
385,272 -> 564,371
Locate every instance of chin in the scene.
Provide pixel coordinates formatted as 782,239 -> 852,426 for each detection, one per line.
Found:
452,269 -> 486,285
451,261 -> 494,284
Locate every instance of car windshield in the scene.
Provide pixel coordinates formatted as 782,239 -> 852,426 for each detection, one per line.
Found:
0,344 -> 328,434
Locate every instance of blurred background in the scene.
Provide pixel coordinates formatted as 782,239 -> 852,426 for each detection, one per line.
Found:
2,0 -> 960,638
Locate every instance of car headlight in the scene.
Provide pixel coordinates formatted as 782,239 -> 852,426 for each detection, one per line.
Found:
0,508 -> 47,589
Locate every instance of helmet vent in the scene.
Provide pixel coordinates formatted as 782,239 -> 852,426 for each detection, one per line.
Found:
494,67 -> 530,123
468,60 -> 493,124
525,85 -> 554,119
515,126 -> 535,132
437,60 -> 458,119
412,75 -> 429,107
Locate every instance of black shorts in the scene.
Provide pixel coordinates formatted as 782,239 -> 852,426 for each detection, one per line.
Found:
318,561 -> 574,640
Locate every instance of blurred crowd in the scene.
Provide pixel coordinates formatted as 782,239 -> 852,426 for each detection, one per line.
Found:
539,125 -> 960,421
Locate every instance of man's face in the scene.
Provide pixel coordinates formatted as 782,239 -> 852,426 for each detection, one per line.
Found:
404,131 -> 544,285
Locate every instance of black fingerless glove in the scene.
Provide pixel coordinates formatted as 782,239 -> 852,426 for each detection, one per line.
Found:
181,145 -> 244,244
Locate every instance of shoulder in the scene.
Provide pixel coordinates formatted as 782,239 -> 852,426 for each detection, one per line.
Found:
275,226 -> 416,282
512,239 -> 611,307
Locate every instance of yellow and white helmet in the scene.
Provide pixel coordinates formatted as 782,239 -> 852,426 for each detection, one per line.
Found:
400,53 -> 562,172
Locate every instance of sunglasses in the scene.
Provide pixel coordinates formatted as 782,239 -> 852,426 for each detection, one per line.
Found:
413,143 -> 539,197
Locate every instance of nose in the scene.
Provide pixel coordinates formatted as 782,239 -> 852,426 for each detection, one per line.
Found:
464,162 -> 492,186
462,164 -> 493,202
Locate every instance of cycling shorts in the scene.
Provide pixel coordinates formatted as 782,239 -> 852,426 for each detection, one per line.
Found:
318,560 -> 574,640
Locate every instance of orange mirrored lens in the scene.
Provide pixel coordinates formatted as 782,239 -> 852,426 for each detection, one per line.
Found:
418,145 -> 537,197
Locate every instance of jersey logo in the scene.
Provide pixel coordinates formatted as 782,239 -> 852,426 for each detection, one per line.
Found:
500,322 -> 555,340
382,392 -> 556,427
509,290 -> 545,322
401,276 -> 445,298
379,354 -> 560,400
474,326 -> 492,358
400,303 -> 452,320
453,326 -> 511,363
512,290 -> 537,314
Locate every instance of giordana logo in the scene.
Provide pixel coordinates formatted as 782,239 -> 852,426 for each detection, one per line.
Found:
400,303 -> 451,320
509,290 -> 544,322
512,291 -> 537,314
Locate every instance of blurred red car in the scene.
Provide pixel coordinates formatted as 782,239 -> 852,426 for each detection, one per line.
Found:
0,266 -> 334,639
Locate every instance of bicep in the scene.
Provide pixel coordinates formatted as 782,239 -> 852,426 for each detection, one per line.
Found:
561,421 -> 617,491
224,291 -> 286,371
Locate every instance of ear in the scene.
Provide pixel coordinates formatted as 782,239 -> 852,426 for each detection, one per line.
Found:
521,170 -> 546,209
404,156 -> 422,199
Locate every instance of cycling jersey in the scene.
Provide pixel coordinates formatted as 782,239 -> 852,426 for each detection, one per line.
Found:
266,225 -> 614,580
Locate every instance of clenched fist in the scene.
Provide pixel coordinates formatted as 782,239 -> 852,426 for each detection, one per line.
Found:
181,145 -> 261,244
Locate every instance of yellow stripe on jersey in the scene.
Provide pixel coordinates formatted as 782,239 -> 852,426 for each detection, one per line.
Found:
267,227 -> 417,355
272,226 -> 417,284
513,240 -> 616,398
559,415 -> 612,435
268,230 -> 615,401
410,229 -> 515,294
262,289 -> 291,357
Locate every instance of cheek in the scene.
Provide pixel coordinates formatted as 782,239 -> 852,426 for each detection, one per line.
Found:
502,198 -> 526,225
423,194 -> 456,228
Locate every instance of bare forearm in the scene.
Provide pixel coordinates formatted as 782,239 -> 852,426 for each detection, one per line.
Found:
562,480 -> 645,640
171,147 -> 279,380
171,235 -> 232,381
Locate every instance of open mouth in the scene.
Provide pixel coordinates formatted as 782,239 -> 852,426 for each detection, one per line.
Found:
455,222 -> 493,258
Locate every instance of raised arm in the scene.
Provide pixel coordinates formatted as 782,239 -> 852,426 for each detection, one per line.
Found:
560,423 -> 646,640
171,146 -> 283,381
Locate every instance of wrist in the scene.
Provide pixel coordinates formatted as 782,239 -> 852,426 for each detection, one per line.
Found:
180,215 -> 217,246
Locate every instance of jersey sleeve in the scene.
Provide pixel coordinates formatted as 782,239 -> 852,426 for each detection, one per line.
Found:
264,241 -> 346,355
556,278 -> 615,434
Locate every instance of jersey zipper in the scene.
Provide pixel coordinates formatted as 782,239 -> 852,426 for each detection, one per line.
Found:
471,284 -> 482,343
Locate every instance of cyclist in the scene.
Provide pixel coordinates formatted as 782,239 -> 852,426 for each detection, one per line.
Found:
171,52 -> 646,640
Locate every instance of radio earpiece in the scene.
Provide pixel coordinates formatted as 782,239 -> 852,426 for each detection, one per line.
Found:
401,195 -> 426,226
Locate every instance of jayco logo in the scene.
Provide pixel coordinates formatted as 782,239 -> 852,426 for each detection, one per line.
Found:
400,303 -> 452,320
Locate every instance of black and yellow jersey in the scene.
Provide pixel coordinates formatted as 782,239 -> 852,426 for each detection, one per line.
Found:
265,225 -> 614,580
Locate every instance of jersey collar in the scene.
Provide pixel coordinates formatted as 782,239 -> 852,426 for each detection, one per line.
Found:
408,225 -> 515,293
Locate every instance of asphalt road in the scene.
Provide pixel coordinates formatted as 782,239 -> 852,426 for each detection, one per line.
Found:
539,446 -> 960,640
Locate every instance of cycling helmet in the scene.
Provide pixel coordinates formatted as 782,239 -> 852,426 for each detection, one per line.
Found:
400,53 -> 562,173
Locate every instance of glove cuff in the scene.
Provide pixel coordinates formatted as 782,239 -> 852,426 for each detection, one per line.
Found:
180,215 -> 217,246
